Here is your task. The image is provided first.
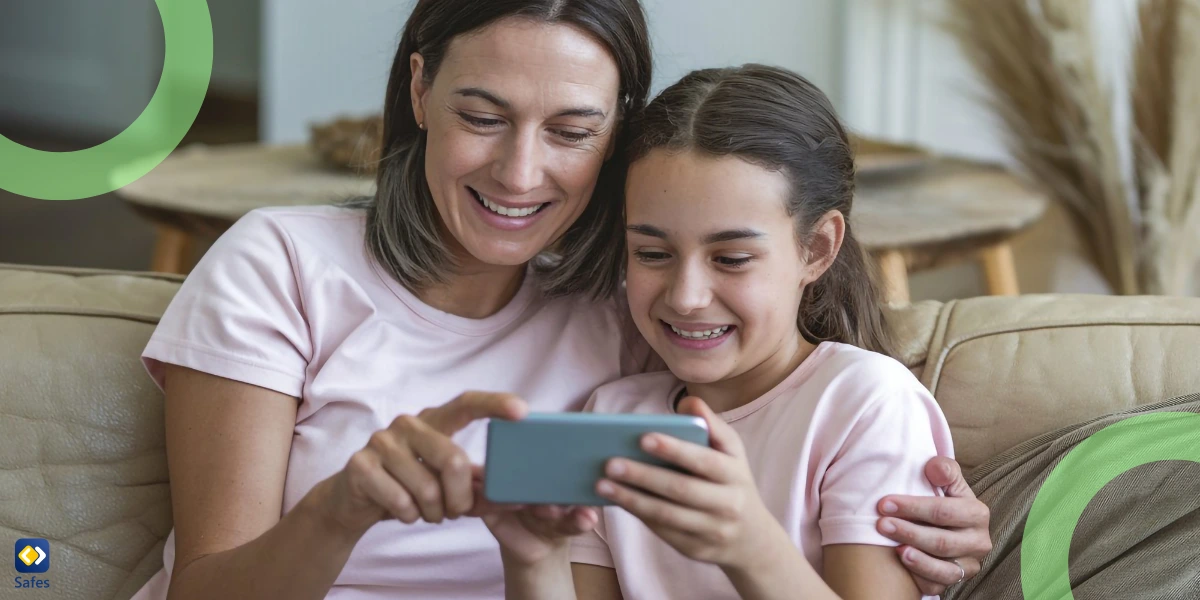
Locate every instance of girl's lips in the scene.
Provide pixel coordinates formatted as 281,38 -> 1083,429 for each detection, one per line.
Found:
660,320 -> 736,351
468,187 -> 552,232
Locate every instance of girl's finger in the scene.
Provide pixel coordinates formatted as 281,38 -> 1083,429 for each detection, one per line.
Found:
596,479 -> 712,535
676,396 -> 747,458
639,431 -> 737,484
605,458 -> 729,512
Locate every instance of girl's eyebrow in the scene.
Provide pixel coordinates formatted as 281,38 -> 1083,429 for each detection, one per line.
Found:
625,224 -> 765,244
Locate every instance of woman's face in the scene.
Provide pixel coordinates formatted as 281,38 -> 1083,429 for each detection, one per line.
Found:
411,18 -> 622,269
624,150 -> 834,385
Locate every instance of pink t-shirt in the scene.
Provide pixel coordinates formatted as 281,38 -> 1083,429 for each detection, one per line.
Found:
569,342 -> 954,600
130,205 -> 651,600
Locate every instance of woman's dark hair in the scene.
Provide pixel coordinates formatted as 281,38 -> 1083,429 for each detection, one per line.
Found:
348,0 -> 651,300
625,64 -> 893,356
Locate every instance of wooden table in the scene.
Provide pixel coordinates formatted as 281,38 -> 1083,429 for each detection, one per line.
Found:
854,161 -> 1047,303
119,144 -> 1047,303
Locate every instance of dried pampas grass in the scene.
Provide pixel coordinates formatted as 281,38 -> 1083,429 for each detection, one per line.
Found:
946,0 -> 1200,295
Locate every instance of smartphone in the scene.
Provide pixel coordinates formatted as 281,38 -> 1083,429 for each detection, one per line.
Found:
484,412 -> 710,506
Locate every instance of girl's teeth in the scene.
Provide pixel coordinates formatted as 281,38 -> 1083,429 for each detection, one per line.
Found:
670,325 -> 729,339
477,192 -> 543,217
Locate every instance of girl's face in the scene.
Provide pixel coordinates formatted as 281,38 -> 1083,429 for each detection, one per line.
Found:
411,18 -> 622,269
624,150 -> 835,385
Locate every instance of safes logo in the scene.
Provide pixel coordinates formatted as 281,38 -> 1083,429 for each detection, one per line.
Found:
13,538 -> 50,590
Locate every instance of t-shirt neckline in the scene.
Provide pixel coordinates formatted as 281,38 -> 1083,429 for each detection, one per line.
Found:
667,341 -> 835,422
371,257 -> 540,336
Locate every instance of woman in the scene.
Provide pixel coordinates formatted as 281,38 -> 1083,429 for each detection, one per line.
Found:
131,2 -> 991,599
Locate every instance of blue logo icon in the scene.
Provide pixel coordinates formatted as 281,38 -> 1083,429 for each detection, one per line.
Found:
14,539 -> 49,574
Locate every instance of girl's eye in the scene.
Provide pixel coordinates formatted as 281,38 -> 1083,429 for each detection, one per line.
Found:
634,250 -> 671,263
459,112 -> 504,129
715,256 -> 752,268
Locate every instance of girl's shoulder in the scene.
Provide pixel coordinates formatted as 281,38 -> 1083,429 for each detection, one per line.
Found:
793,342 -> 937,419
584,371 -> 680,416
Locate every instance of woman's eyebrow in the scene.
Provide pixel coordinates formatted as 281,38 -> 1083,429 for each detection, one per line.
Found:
626,224 -> 667,238
454,87 -> 606,120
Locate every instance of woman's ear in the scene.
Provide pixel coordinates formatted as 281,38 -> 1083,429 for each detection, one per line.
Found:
801,210 -> 846,286
410,52 -> 428,128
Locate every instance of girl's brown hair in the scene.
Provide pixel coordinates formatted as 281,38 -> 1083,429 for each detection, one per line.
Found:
626,64 -> 893,355
348,0 -> 652,300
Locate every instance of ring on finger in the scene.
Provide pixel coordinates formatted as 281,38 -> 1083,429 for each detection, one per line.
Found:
951,558 -> 966,585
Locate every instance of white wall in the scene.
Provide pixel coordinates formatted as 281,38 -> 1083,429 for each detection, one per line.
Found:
260,0 -> 845,143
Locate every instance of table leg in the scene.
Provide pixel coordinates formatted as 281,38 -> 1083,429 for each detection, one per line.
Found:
980,242 -> 1019,296
876,250 -> 911,305
150,225 -> 194,274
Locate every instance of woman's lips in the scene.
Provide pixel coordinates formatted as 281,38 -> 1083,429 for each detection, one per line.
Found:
468,187 -> 552,232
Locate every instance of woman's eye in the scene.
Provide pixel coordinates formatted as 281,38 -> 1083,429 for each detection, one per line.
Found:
715,256 -> 752,268
459,112 -> 503,129
634,250 -> 670,262
554,129 -> 595,143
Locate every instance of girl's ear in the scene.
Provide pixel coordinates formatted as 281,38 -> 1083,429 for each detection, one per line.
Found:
800,210 -> 845,286
410,52 -> 429,127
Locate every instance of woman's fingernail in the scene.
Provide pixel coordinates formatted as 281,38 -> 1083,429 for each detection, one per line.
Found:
882,500 -> 898,514
597,481 -> 614,495
607,460 -> 626,476
880,519 -> 896,534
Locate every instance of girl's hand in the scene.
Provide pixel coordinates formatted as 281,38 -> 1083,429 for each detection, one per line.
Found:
469,467 -> 600,567
595,396 -> 780,572
313,391 -> 528,538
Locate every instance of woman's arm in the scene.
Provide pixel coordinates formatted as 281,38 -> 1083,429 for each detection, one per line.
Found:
573,564 -> 623,600
163,365 -> 363,600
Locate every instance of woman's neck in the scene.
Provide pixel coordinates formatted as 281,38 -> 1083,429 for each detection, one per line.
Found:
416,261 -> 527,319
681,335 -> 818,414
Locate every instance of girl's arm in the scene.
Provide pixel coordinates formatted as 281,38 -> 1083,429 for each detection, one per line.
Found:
822,545 -> 922,600
572,564 -> 624,600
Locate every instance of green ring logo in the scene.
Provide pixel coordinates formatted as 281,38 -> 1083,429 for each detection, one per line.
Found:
1020,411 -> 1200,599
0,0 -> 213,201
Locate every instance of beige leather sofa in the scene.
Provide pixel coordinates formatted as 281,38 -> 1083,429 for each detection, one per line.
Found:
3,263 -> 1200,600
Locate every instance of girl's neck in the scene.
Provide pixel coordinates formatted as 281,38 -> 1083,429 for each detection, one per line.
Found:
415,254 -> 527,319
681,335 -> 819,414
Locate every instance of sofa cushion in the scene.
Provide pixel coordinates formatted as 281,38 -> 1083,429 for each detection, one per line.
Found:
945,393 -> 1200,600
0,265 -> 182,600
919,294 -> 1200,469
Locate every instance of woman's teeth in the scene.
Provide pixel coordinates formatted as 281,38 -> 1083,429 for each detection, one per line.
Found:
670,325 -> 730,340
475,191 -> 544,217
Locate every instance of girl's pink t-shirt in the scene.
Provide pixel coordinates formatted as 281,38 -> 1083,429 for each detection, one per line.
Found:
130,206 -> 650,600
569,342 -> 954,600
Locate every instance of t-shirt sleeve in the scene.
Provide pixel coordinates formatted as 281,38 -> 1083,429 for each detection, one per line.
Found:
569,510 -> 615,568
141,210 -> 312,398
817,385 -> 953,547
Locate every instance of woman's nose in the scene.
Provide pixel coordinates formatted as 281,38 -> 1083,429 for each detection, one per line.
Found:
665,262 -> 713,315
491,128 -> 545,195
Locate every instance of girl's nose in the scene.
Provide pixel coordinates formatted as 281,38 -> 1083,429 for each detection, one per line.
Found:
665,260 -> 713,315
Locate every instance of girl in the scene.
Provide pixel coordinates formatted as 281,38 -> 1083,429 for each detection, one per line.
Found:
482,65 -> 955,600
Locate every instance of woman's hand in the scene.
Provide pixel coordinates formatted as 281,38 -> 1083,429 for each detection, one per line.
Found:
876,456 -> 993,596
308,391 -> 529,539
594,397 -> 782,572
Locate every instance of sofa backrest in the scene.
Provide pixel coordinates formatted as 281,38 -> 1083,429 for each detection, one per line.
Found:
1,265 -> 182,600
886,295 -> 1200,469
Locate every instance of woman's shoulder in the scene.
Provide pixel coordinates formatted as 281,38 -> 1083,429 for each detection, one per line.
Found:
229,205 -> 367,258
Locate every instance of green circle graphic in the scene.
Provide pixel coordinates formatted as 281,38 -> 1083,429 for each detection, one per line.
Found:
0,0 -> 213,201
1020,411 -> 1200,599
